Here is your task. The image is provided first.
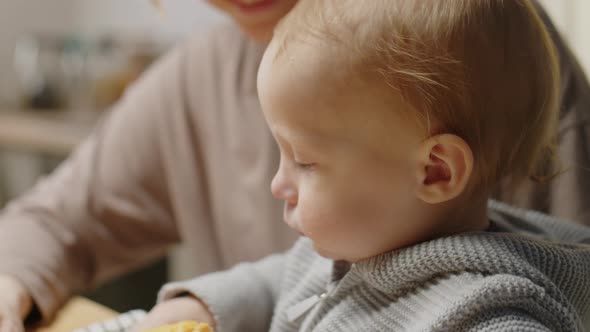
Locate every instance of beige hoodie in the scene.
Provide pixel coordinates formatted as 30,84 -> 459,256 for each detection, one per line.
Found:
0,24 -> 297,320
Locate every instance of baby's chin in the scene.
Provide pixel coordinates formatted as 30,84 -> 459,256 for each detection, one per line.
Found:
312,243 -> 352,262
312,242 -> 373,263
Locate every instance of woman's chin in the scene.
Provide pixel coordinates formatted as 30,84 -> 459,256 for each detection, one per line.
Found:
238,23 -> 274,42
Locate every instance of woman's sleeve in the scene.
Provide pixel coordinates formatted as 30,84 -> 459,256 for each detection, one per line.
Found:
0,39 -> 196,321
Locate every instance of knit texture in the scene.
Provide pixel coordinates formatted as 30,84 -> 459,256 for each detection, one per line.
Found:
160,201 -> 590,331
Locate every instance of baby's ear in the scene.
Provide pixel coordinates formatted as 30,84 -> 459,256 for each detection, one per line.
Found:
414,134 -> 473,204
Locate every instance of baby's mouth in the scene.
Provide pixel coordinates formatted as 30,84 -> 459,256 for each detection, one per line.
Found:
283,203 -> 300,230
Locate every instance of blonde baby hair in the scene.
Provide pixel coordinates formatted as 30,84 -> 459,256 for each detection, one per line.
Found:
272,0 -> 560,190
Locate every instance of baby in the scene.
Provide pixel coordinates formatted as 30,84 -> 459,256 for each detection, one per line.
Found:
153,0 -> 590,331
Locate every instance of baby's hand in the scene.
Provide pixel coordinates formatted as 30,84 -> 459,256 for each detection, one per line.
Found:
131,297 -> 215,332
0,275 -> 32,332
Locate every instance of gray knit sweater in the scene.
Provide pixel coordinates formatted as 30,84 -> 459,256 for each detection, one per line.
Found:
159,201 -> 590,331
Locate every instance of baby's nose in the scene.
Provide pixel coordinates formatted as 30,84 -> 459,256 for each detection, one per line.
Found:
271,174 -> 297,204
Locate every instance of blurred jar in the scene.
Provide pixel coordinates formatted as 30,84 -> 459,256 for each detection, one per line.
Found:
13,33 -> 161,112
13,36 -> 65,110
59,36 -> 90,111
89,36 -> 159,110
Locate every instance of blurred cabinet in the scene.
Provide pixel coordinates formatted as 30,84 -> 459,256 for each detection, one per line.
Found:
0,109 -> 166,312
0,109 -> 97,202
0,110 -> 96,155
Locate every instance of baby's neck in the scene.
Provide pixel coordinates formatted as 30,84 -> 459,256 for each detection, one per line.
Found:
433,194 -> 490,238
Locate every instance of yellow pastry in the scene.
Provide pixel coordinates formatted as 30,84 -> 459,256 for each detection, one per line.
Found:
143,320 -> 212,332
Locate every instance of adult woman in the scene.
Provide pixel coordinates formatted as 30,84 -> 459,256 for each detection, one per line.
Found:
0,1 -> 588,331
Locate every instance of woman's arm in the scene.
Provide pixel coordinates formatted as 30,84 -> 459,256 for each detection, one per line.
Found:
0,40 -> 193,322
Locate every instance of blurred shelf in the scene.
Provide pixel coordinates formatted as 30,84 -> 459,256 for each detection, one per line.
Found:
0,109 -> 100,156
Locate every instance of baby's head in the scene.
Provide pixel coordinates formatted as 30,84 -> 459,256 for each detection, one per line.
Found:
257,0 -> 559,261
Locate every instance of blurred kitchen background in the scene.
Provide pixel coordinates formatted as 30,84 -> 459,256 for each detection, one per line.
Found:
0,0 -> 225,312
0,0 -> 588,313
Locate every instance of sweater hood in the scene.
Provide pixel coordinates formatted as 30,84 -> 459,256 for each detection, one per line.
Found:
351,201 -> 590,325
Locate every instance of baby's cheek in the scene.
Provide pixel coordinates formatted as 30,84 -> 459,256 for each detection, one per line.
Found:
298,199 -> 333,230
304,200 -> 350,236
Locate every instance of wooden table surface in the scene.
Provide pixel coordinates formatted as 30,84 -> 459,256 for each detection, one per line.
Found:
29,297 -> 117,332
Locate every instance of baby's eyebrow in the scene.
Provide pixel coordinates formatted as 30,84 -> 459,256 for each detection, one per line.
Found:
275,128 -> 329,155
